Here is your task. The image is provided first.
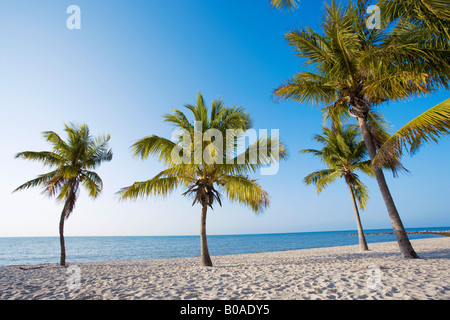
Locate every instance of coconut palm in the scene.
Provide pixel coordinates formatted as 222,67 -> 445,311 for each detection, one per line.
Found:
118,92 -> 286,267
271,0 -> 449,258
13,123 -> 113,266
301,124 -> 373,251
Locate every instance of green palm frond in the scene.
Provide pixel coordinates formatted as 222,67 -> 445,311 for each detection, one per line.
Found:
363,71 -> 435,101
352,177 -> 370,210
352,160 -> 375,178
118,176 -> 181,200
373,98 -> 450,168
379,0 -> 450,25
274,71 -> 337,106
85,134 -> 113,169
303,169 -> 339,194
164,108 -> 194,134
42,131 -> 70,155
424,0 -> 450,20
218,175 -> 270,213
15,151 -> 65,168
270,0 -> 299,11
131,135 -> 177,163
13,170 -> 62,194
80,170 -> 103,198
224,133 -> 288,175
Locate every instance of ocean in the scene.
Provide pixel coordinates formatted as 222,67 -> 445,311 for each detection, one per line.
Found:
0,227 -> 448,266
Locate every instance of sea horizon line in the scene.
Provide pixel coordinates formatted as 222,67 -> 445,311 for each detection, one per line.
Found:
1,225 -> 449,239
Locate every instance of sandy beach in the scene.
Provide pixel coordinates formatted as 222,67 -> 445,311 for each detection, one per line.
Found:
0,237 -> 448,300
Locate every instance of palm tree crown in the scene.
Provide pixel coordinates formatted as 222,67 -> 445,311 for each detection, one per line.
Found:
302,125 -> 373,209
119,92 -> 287,266
14,123 -> 112,204
14,123 -> 112,265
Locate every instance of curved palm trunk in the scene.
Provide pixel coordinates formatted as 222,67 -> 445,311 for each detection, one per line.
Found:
347,183 -> 369,251
200,204 -> 213,267
357,116 -> 419,259
59,180 -> 77,266
59,208 -> 67,266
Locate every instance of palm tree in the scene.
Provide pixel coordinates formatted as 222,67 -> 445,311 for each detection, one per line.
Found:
272,0 -> 449,258
13,123 -> 113,266
301,125 -> 372,251
118,92 -> 286,266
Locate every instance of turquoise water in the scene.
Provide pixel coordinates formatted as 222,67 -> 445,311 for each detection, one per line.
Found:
0,227 -> 447,266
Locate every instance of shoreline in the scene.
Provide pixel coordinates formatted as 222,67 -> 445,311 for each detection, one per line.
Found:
2,227 -> 449,267
350,230 -> 450,236
0,237 -> 449,300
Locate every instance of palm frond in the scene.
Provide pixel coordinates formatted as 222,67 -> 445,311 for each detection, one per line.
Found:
303,169 -> 337,193
274,72 -> 337,106
218,175 -> 270,213
80,170 -> 103,198
224,133 -> 288,175
352,177 -> 370,210
13,170 -> 62,194
130,135 -> 177,164
85,134 -> 113,169
270,0 -> 299,11
163,108 -> 194,134
352,160 -> 375,177
118,176 -> 181,201
14,151 -> 66,167
373,98 -> 450,168
42,131 -> 70,155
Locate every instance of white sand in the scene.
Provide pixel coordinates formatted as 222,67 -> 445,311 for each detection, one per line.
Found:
0,237 -> 448,300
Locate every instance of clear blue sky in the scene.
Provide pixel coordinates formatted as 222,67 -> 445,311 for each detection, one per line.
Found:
0,0 -> 448,237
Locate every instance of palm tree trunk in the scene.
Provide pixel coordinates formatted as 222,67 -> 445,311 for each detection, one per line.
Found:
59,207 -> 67,266
357,116 -> 419,259
200,204 -> 213,267
347,183 -> 369,251
59,183 -> 76,266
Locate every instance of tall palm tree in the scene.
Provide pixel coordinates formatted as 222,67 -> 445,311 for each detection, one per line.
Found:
118,92 -> 286,266
13,123 -> 113,266
301,125 -> 373,251
272,0 -> 448,258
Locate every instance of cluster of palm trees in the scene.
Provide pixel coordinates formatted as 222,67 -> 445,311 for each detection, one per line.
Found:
273,0 -> 449,259
13,0 -> 449,267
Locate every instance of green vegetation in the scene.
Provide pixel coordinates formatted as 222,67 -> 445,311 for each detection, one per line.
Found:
118,92 -> 287,266
13,124 -> 113,266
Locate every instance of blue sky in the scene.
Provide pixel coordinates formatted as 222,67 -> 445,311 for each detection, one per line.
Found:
0,0 -> 448,237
